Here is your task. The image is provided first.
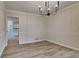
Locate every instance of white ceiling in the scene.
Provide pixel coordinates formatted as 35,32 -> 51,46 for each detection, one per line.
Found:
4,1 -> 78,14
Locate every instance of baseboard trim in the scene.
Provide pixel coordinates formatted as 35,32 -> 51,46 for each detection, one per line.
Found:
47,40 -> 79,51
19,39 -> 45,44
0,43 -> 7,57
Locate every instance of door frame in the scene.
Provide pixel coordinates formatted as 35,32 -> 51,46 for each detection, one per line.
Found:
6,15 -> 20,46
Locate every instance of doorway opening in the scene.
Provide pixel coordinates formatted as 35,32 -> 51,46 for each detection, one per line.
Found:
7,16 -> 19,45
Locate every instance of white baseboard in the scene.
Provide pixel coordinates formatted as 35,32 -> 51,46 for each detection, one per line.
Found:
19,39 -> 46,44
47,40 -> 79,51
0,43 -> 7,57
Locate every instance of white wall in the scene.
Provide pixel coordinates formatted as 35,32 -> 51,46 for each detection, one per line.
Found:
19,13 -> 46,44
47,3 -> 79,50
0,2 -> 6,57
6,10 -> 46,44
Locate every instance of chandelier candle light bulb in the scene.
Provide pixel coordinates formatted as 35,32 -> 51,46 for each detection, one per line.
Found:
38,5 -> 41,8
55,4 -> 58,7
47,8 -> 50,11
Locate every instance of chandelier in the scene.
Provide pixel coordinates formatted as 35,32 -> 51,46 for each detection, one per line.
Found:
38,1 -> 59,16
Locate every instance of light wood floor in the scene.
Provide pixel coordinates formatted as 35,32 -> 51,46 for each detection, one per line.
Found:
1,37 -> 79,58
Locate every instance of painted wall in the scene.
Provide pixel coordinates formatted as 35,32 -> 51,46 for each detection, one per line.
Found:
47,3 -> 79,50
6,10 -> 46,44
19,13 -> 46,44
0,2 -> 6,57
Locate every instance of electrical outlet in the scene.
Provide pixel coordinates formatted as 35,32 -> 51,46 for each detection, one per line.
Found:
35,38 -> 38,40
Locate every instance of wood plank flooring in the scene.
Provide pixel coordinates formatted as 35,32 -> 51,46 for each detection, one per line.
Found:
1,37 -> 79,58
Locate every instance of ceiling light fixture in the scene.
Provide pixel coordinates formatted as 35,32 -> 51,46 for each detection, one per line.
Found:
38,1 -> 59,16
